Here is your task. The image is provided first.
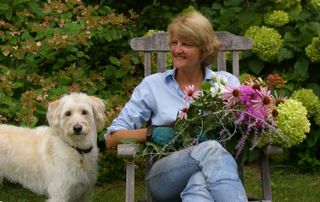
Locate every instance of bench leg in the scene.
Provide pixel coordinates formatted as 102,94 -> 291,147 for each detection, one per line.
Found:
261,154 -> 272,201
126,160 -> 135,202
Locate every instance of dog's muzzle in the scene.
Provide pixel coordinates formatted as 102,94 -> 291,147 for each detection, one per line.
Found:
73,124 -> 83,135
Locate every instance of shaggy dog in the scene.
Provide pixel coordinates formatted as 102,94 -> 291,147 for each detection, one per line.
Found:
0,93 -> 106,202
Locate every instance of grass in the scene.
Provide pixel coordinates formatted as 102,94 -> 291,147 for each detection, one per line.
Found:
1,162 -> 320,202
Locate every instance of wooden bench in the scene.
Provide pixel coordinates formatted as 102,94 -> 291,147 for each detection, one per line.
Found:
117,31 -> 282,202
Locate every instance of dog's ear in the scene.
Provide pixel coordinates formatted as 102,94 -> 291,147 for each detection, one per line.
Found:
47,99 -> 61,128
89,96 -> 106,132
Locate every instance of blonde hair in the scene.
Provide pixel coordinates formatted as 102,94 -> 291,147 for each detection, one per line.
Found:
168,11 -> 221,68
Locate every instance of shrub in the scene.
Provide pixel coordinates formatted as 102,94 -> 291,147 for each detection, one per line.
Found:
305,35 -> 320,63
245,26 -> 283,62
264,10 -> 289,27
0,0 -> 142,127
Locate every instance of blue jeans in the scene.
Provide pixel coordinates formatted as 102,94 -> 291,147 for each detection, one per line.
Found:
146,141 -> 248,202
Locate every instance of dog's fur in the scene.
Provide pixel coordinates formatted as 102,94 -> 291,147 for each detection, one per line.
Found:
0,93 -> 106,202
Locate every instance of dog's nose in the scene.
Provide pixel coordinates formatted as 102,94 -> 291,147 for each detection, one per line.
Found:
73,124 -> 83,134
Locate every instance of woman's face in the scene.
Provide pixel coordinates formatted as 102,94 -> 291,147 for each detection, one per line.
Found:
170,36 -> 202,71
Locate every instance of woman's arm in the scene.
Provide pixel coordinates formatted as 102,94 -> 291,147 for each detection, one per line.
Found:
105,128 -> 148,149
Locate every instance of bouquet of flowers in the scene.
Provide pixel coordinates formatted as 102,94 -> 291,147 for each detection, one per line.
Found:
173,73 -> 311,157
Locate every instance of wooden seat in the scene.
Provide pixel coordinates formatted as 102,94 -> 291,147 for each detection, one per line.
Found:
117,31 -> 282,202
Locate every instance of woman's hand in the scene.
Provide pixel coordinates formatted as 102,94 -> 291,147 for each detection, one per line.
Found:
151,127 -> 176,146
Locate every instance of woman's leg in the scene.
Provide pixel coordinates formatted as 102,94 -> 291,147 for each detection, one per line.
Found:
146,140 -> 247,202
180,171 -> 214,202
190,141 -> 248,202
146,148 -> 199,202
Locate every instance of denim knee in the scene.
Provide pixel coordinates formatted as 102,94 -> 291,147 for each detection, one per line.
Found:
190,140 -> 239,182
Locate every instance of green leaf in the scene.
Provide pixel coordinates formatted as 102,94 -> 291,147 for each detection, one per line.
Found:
28,1 -> 44,17
65,46 -> 78,53
13,0 -> 30,6
131,53 -> 140,65
304,22 -> 320,34
144,141 -> 163,154
211,2 -> 222,10
46,52 -> 56,63
104,32 -> 112,42
76,51 -> 85,58
0,92 -> 13,106
277,48 -> 294,63
11,82 -> 23,89
294,57 -> 309,81
115,69 -> 126,78
5,8 -> 13,20
66,54 -> 77,62
109,56 -> 120,66
284,32 -> 298,42
53,58 -> 66,70
305,83 -> 320,96
248,57 -> 264,75
200,82 -> 212,91
0,3 -> 9,11
224,0 -> 242,7
21,32 -> 31,40
238,9 -> 257,25
296,10 -> 312,22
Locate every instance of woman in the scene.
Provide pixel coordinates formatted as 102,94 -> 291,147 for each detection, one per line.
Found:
105,11 -> 248,202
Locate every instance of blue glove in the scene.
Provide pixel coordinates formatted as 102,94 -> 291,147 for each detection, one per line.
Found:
150,127 -> 176,146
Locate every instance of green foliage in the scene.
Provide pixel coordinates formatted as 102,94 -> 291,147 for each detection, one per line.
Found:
305,35 -> 320,62
245,26 -> 283,62
0,0 -> 141,127
291,88 -> 320,118
264,10 -> 289,27
273,99 -> 310,148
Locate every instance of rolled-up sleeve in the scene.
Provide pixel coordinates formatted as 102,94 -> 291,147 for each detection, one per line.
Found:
104,78 -> 154,139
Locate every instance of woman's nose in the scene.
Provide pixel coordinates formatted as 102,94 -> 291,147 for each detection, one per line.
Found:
173,43 -> 183,53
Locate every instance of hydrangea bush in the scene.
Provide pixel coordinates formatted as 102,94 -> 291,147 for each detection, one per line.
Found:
264,10 -> 289,27
272,0 -> 301,9
245,26 -> 283,62
305,35 -> 320,63
309,0 -> 320,9
291,88 -> 320,118
265,99 -> 310,148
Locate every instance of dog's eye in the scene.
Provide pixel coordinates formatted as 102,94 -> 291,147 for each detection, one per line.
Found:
65,111 -> 72,117
82,110 -> 88,115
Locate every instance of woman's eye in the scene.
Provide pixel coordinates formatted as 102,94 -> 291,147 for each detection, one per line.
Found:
182,43 -> 191,47
65,111 -> 71,117
171,40 -> 178,44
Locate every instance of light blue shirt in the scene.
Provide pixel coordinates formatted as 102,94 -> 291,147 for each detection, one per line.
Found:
105,67 -> 240,139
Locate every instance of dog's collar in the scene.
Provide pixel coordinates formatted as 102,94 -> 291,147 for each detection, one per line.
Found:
72,145 -> 93,155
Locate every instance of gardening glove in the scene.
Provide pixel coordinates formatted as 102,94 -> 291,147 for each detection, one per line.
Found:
148,126 -> 176,146
198,130 -> 218,143
198,132 -> 208,143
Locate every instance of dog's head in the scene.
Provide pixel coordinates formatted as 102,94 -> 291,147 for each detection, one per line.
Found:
46,93 -> 106,143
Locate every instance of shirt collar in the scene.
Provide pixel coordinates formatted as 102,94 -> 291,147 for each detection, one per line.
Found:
164,67 -> 214,83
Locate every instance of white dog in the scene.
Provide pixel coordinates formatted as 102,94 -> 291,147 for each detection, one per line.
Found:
0,93 -> 106,202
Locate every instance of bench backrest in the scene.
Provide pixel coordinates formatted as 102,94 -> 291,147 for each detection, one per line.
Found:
130,31 -> 253,77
